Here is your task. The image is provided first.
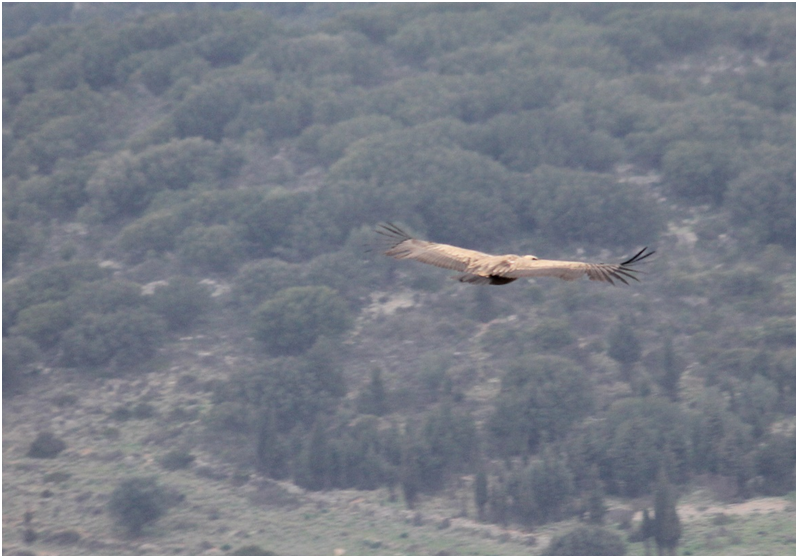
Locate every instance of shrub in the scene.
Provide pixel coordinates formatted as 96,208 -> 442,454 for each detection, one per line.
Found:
237,189 -> 311,256
530,319 -> 575,352
545,525 -> 626,555
3,219 -> 31,271
232,258 -> 305,308
725,146 -> 795,247
158,449 -> 196,471
60,309 -> 166,368
228,545 -> 276,556
3,335 -> 41,395
66,280 -> 145,317
3,261 -> 106,331
662,141 -> 738,205
177,224 -> 246,273
27,431 -> 67,459
12,301 -> 72,349
117,210 -> 189,261
149,277 -> 212,331
85,138 -> 242,221
16,157 -> 96,216
527,165 -> 664,247
314,115 -> 399,165
252,286 -> 352,355
514,452 -> 574,524
108,477 -> 169,536
755,431 -> 796,495
487,356 -> 593,456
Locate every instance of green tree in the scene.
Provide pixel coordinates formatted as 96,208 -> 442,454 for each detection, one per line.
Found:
12,301 -> 72,349
85,138 -> 241,221
526,165 -> 663,247
725,145 -> 795,247
326,127 -> 521,247
691,388 -> 753,480
755,431 -> 796,495
108,477 -> 169,536
149,277 -> 212,331
2,219 -> 31,271
177,224 -> 246,273
2,336 -> 41,395
117,210 -> 188,261
653,468 -> 681,556
530,318 -> 575,352
487,356 -> 593,456
662,141 -> 738,205
27,431 -> 67,459
16,157 -> 96,216
357,367 -> 388,416
419,403 -> 478,489
489,480 -> 510,527
400,430 -> 422,509
66,279 -> 144,317
734,375 -> 779,439
641,508 -> 656,555
469,284 -> 500,324
657,333 -> 681,401
474,469 -> 489,521
294,420 -> 331,491
232,258 -> 306,309
172,81 -> 243,141
227,545 -> 276,556
237,189 -> 310,257
310,115 -> 399,165
255,409 -> 290,480
600,398 -> 690,497
585,465 -> 607,525
60,309 -> 166,368
545,525 -> 626,556
509,450 -> 574,525
607,316 -> 642,382
252,286 -> 352,356
3,261 -> 106,333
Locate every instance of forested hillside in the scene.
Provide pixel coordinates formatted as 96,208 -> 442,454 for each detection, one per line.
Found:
3,3 -> 795,555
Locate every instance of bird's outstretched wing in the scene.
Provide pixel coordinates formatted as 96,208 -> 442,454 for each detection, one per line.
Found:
377,223 -> 653,286
503,247 -> 654,285
376,223 -> 488,272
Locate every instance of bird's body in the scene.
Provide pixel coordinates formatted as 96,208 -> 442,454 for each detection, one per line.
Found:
377,223 -> 653,286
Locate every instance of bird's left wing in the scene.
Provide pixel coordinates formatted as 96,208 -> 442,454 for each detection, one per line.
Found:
377,223 -> 488,272
504,248 -> 654,285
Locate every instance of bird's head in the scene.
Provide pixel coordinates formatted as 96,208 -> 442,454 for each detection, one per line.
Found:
522,254 -> 539,261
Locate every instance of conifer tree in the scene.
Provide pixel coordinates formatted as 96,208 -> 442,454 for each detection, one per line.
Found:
653,468 -> 681,556
608,316 -> 641,382
358,367 -> 387,416
255,409 -> 289,479
474,470 -> 489,521
400,441 -> 421,509
658,334 -> 681,401
295,420 -> 330,491
641,508 -> 655,555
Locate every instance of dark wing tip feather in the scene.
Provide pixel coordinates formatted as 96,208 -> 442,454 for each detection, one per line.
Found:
613,269 -> 639,283
604,247 -> 654,285
621,247 -> 655,266
376,222 -> 417,255
376,222 -> 411,241
608,271 -> 630,285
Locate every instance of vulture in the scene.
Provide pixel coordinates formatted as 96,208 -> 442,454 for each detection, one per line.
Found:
377,223 -> 653,286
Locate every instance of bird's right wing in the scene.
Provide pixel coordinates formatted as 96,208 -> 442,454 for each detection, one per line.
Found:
376,223 -> 488,272
504,247 -> 654,285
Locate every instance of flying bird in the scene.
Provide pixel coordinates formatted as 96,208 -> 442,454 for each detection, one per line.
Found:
377,223 -> 653,286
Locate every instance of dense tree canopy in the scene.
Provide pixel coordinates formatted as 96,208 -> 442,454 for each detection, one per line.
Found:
2,3 -> 794,542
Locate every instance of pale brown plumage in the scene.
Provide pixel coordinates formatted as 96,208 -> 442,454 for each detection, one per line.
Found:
377,223 -> 653,286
